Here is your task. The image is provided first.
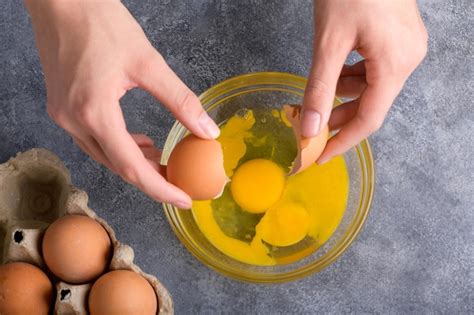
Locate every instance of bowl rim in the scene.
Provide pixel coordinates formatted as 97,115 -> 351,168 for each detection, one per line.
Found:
162,71 -> 375,283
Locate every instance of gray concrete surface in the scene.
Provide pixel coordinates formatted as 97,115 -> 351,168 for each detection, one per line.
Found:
1,0 -> 473,314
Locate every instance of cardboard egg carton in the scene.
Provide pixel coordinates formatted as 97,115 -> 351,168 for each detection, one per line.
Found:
0,149 -> 173,315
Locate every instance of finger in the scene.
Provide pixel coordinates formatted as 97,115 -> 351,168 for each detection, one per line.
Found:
318,81 -> 401,164
56,116 -> 117,172
340,60 -> 366,77
302,40 -> 351,137
88,109 -> 192,208
73,136 -> 100,163
336,76 -> 367,99
140,147 -> 162,161
328,99 -> 359,131
146,159 -> 159,170
140,146 -> 166,176
131,51 -> 220,139
146,159 -> 166,176
131,133 -> 154,147
72,135 -> 116,172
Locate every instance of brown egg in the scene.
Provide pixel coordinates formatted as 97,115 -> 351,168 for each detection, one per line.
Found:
0,262 -> 53,315
42,214 -> 112,284
284,105 -> 329,175
89,270 -> 158,315
166,134 -> 227,200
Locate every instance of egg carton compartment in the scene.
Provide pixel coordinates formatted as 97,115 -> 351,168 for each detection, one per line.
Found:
55,282 -> 91,315
0,149 -> 71,224
2,221 -> 48,268
0,149 -> 173,315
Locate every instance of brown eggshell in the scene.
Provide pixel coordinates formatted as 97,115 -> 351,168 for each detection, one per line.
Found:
0,262 -> 53,315
89,269 -> 158,315
283,105 -> 329,175
166,134 -> 227,200
0,148 -> 174,314
42,214 -> 112,284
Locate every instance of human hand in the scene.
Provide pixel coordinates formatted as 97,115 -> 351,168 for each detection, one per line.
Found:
25,0 -> 220,208
301,0 -> 428,163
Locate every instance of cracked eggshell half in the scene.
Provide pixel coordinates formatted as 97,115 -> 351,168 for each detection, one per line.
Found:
166,134 -> 228,201
283,105 -> 329,175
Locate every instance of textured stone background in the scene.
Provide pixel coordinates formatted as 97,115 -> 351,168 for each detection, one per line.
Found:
1,0 -> 473,314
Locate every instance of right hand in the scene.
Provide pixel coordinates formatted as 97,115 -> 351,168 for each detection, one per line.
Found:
301,0 -> 428,164
25,0 -> 220,209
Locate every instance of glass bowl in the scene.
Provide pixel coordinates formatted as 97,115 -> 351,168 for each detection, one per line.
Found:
161,72 -> 374,283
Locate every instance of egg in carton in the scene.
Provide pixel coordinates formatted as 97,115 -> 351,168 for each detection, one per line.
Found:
0,148 -> 173,314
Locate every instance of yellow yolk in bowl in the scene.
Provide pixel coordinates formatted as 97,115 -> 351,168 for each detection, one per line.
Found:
191,109 -> 349,266
230,159 -> 285,213
258,202 -> 310,247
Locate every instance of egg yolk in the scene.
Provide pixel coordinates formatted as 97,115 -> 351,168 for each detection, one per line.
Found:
230,159 -> 285,213
258,202 -> 310,247
191,108 -> 349,266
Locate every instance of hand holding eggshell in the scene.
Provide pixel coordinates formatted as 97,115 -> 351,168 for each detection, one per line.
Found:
166,134 -> 228,201
284,104 -> 329,175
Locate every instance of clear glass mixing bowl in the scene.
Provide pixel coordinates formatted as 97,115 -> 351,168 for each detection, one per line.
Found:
161,72 -> 374,283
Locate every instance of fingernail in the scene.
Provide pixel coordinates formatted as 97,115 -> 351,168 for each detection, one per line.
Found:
198,112 -> 220,139
301,109 -> 321,137
175,200 -> 192,209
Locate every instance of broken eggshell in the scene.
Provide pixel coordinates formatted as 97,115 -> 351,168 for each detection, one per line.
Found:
166,134 -> 228,201
283,104 -> 329,175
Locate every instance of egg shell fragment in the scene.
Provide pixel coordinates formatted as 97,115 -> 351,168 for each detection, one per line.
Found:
283,105 -> 329,175
166,134 -> 228,200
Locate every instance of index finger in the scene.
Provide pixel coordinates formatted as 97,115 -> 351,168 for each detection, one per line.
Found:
131,51 -> 220,140
90,107 -> 192,208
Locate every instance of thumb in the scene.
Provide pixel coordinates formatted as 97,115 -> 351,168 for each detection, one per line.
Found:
301,44 -> 349,137
132,50 -> 220,139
